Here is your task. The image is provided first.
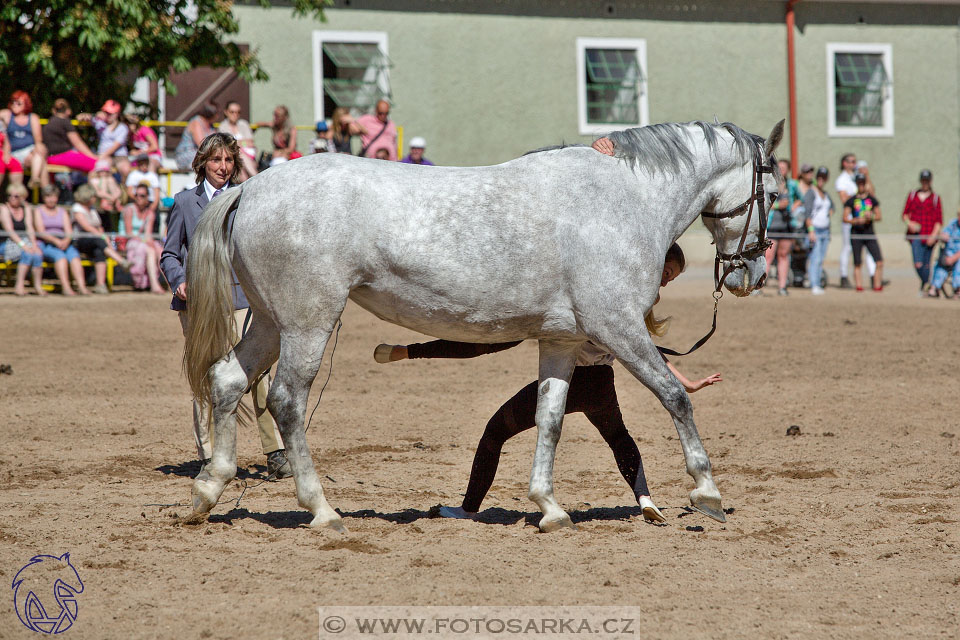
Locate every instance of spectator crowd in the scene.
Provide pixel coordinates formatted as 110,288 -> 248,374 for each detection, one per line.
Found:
1,87 -> 957,298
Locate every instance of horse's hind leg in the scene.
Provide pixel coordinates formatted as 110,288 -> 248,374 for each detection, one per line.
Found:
191,312 -> 280,516
268,328 -> 344,532
527,340 -> 581,533
596,325 -> 725,522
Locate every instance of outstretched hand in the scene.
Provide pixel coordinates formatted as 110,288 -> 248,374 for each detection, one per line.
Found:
688,373 -> 722,392
591,137 -> 615,156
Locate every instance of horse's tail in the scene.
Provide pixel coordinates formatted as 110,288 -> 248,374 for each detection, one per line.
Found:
183,186 -> 244,406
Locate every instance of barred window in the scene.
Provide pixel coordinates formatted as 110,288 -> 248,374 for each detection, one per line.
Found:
577,38 -> 648,135
827,44 -> 893,137
312,32 -> 391,124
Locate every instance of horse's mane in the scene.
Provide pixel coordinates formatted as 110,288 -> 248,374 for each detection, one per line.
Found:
525,121 -> 774,179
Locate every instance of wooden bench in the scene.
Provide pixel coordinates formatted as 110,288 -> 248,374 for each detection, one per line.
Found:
0,257 -> 116,291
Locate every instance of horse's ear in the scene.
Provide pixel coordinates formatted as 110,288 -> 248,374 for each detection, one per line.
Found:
764,119 -> 786,157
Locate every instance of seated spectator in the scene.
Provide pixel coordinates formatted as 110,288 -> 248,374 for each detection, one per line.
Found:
43,98 -> 98,173
71,184 -> 129,295
119,183 -> 165,294
34,184 -> 90,296
0,183 -> 44,296
356,100 -> 397,160
124,112 -> 163,173
0,90 -> 48,188
928,208 -> 960,299
311,121 -> 335,154
218,101 -> 258,180
331,107 -> 366,154
255,105 -> 297,166
78,100 -> 131,182
174,102 -> 217,171
125,154 -> 161,212
374,148 -> 390,161
0,116 -> 24,187
89,158 -> 125,221
401,137 -> 434,165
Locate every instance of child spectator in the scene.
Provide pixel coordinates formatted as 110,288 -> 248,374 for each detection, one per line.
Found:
79,100 -> 131,182
0,116 -> 25,187
34,184 -> 89,295
0,90 -> 48,188
125,154 -> 161,213
89,159 -> 125,229
843,173 -> 884,292
401,137 -> 434,165
42,99 -> 98,173
71,184 -> 129,294
119,183 -> 165,294
0,183 -> 44,296
124,112 -> 163,173
928,208 -> 960,299
311,121 -> 335,154
902,169 -> 943,294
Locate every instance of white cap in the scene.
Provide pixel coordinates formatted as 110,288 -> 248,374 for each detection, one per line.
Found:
856,160 -> 868,169
409,136 -> 426,149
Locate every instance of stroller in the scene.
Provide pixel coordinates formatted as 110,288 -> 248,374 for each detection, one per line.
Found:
783,234 -> 827,290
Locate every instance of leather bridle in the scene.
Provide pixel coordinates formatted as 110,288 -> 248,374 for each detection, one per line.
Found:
658,145 -> 776,358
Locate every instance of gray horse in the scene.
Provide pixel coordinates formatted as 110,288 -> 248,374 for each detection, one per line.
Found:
183,119 -> 784,532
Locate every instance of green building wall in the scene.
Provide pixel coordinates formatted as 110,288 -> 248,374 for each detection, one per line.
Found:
233,1 -> 960,236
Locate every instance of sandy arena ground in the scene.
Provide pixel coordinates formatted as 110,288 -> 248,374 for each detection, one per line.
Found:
1,269 -> 958,639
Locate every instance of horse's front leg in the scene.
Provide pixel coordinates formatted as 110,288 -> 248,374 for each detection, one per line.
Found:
598,326 -> 725,523
528,340 -> 581,532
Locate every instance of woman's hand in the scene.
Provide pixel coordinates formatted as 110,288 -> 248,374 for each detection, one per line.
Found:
906,220 -> 922,234
25,244 -> 41,256
591,137 -> 615,156
687,373 -> 723,393
808,230 -> 816,244
175,282 -> 187,301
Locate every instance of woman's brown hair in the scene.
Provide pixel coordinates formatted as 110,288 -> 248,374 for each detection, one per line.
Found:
191,133 -> 242,185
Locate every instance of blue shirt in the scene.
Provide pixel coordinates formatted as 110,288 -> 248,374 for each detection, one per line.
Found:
942,219 -> 960,257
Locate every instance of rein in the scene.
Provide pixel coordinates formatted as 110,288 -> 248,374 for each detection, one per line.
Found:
658,146 -> 775,358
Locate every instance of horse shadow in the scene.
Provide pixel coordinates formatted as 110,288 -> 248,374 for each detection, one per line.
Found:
154,459 -> 270,481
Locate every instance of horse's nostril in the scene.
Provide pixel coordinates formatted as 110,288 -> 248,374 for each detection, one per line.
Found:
757,273 -> 767,288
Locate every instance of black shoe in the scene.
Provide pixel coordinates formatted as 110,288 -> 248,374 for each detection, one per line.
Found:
839,276 -> 852,289
266,449 -> 293,479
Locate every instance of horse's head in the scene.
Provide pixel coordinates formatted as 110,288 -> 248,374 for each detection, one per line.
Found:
701,120 -> 785,297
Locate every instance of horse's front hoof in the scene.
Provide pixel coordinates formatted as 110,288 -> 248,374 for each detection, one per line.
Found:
311,514 -> 348,533
690,488 -> 726,523
191,473 -> 227,514
639,496 -> 666,524
538,512 -> 575,533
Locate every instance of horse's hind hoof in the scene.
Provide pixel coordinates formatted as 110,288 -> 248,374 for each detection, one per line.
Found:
538,513 -> 576,533
311,514 -> 348,533
690,489 -> 726,523
639,497 -> 666,524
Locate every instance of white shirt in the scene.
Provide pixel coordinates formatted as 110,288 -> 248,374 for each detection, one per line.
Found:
834,171 -> 857,203
203,180 -> 232,202
71,202 -> 102,229
126,170 -> 160,201
808,190 -> 833,229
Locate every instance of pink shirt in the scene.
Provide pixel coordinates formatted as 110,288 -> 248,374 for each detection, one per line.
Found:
356,113 -> 398,161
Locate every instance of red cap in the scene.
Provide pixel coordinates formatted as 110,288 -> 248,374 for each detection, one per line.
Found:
101,100 -> 122,114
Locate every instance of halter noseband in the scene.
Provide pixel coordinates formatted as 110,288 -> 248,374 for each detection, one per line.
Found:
701,145 -> 776,291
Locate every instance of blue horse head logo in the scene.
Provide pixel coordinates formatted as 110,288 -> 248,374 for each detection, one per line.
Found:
12,553 -> 84,634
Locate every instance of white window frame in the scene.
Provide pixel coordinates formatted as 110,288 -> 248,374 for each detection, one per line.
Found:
311,30 -> 389,124
826,42 -> 894,138
576,37 -> 649,136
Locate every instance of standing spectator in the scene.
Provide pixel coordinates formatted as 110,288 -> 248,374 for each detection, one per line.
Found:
803,167 -> 835,296
0,184 -> 44,296
174,102 -> 217,171
0,90 -> 48,188
78,100 -> 131,182
255,105 -> 297,166
71,184 -> 129,294
928,208 -> 960,298
159,132 -> 291,477
311,121 -> 335,154
330,107 -> 365,154
42,99 -> 98,173
218,101 -> 258,180
33,184 -> 90,295
89,159 -> 125,225
401,137 -> 434,165
764,161 -> 797,296
0,116 -> 24,187
356,99 -> 397,161
120,183 -> 165,294
843,173 -> 884,292
835,153 -> 876,288
124,112 -> 163,173
902,169 -> 943,294
125,154 -> 161,212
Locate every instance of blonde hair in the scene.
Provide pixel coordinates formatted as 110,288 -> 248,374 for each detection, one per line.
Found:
331,107 -> 349,145
645,310 -> 670,337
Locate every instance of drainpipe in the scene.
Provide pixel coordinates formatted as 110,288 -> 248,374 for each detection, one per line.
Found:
786,0 -> 800,178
